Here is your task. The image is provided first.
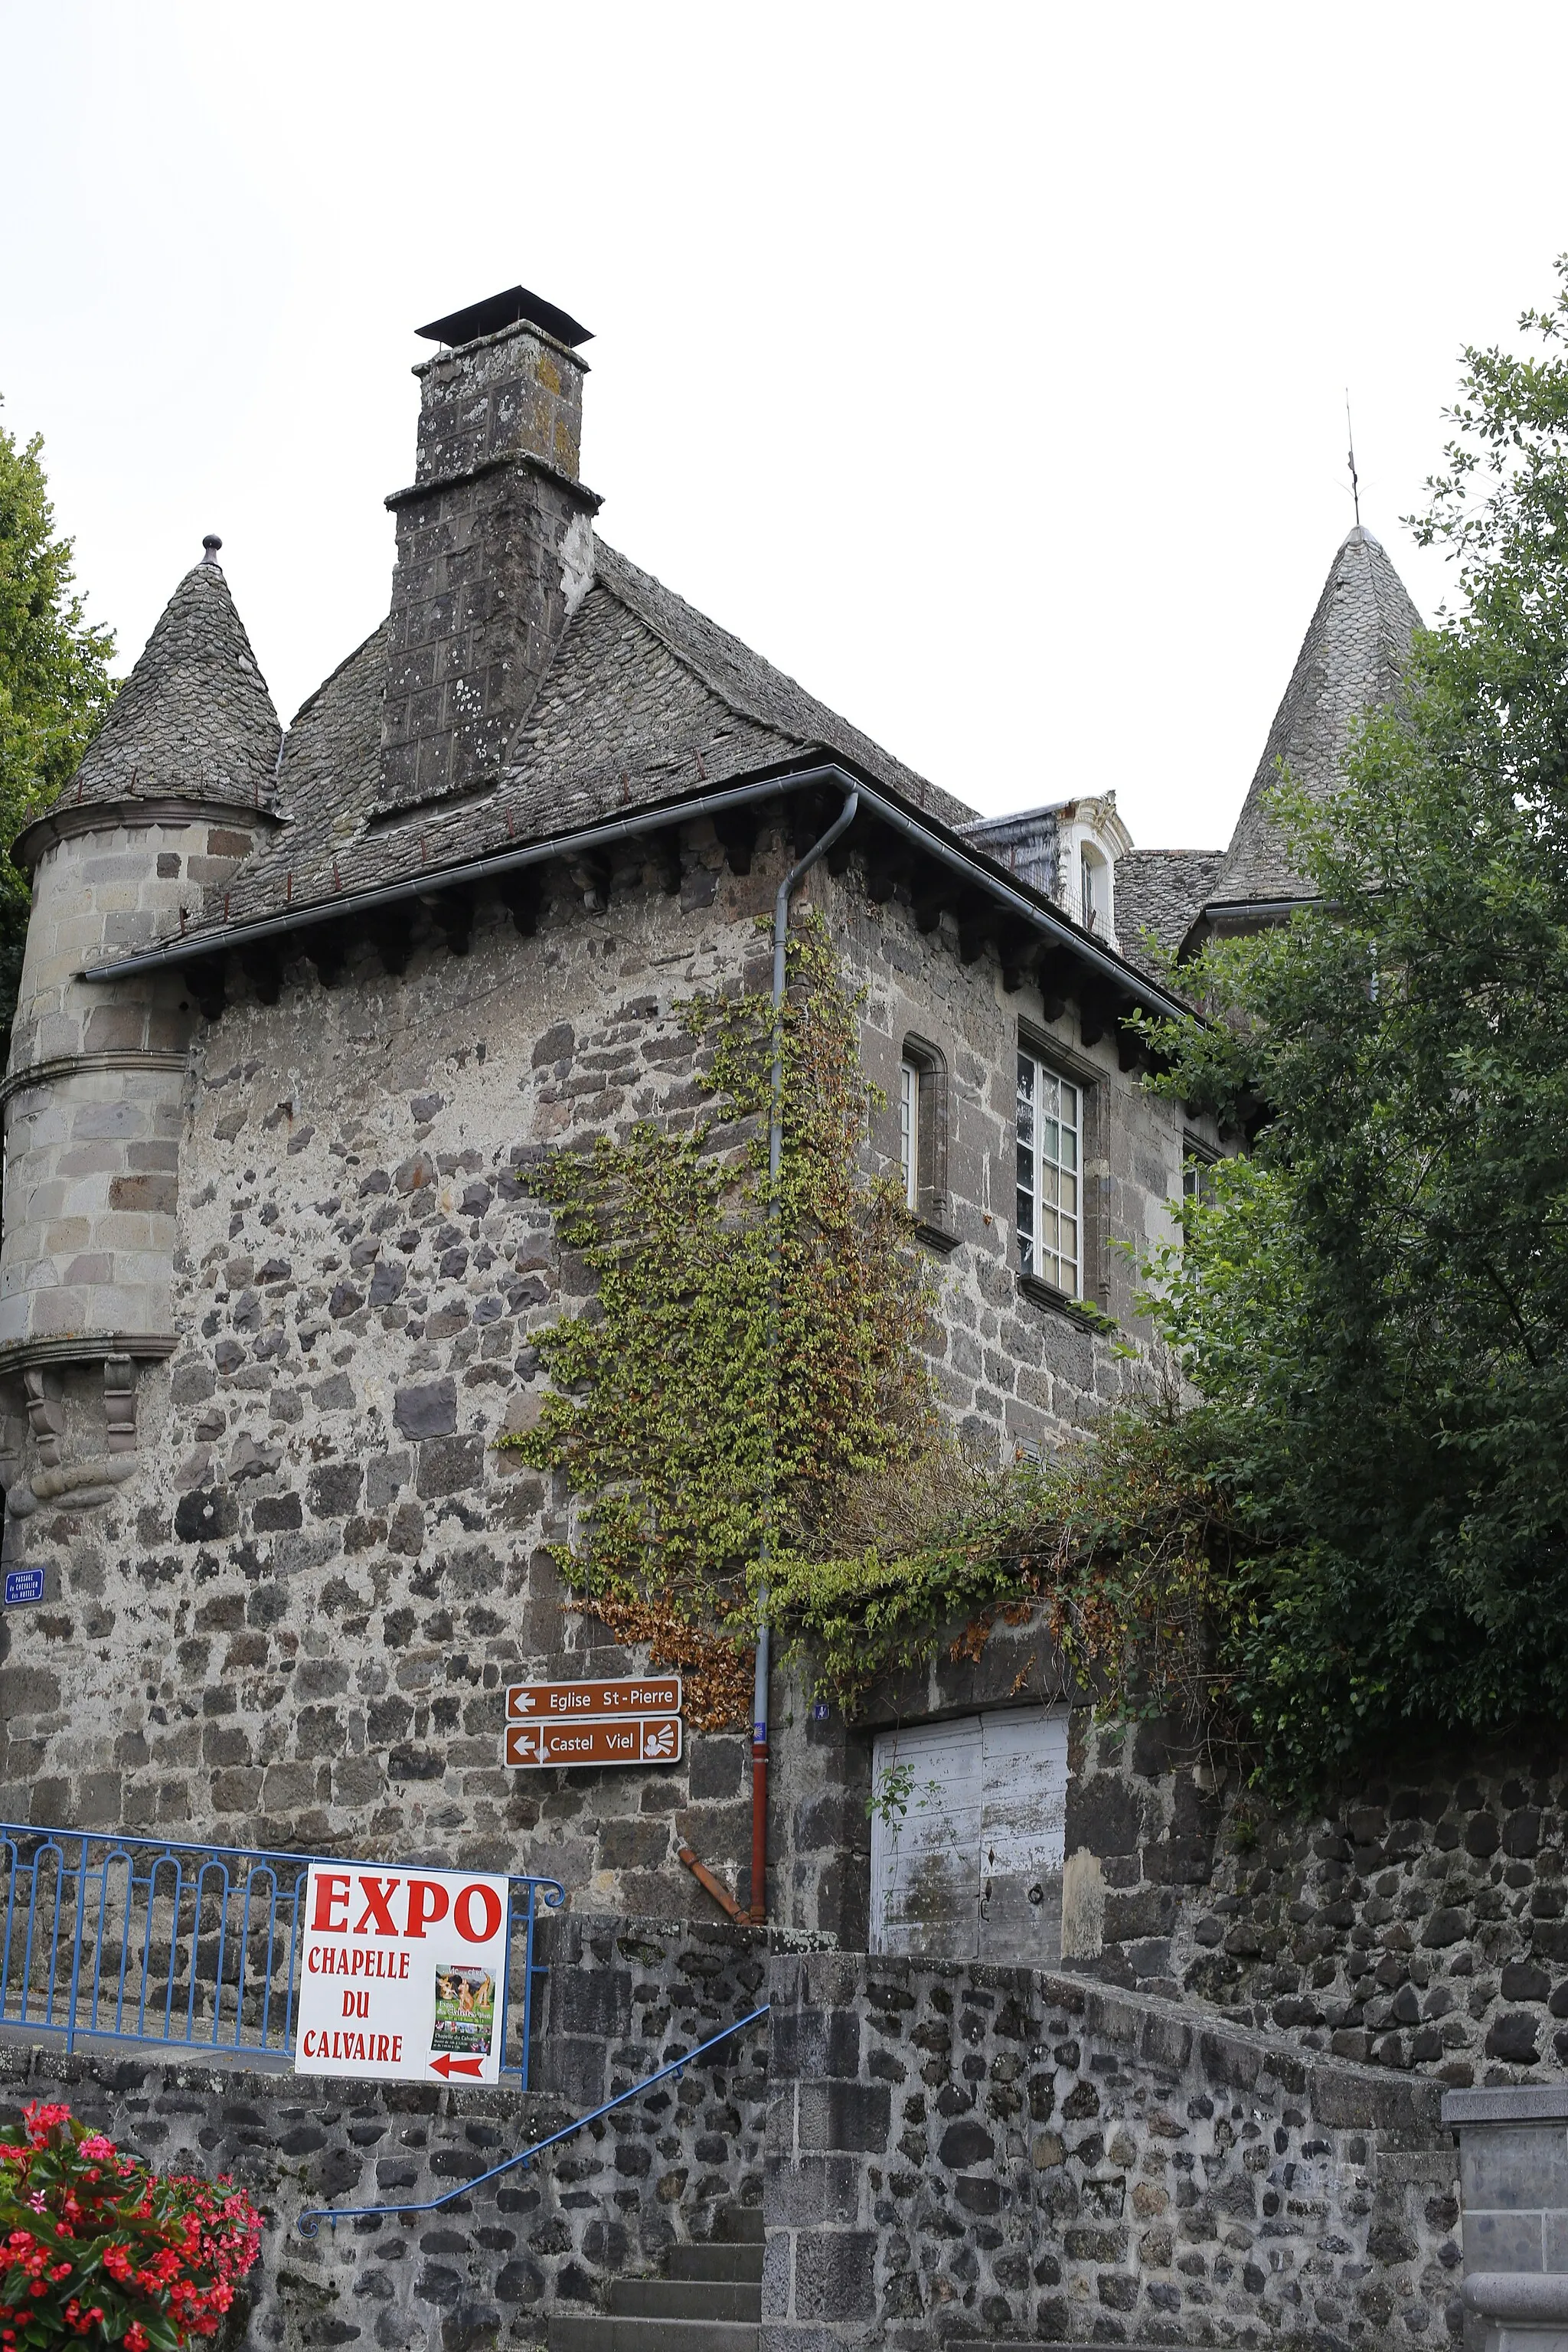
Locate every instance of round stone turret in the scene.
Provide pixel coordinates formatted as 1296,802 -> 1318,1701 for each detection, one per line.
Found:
0,550 -> 279,1468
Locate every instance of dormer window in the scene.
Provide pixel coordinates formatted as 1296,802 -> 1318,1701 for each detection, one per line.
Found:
1080,844 -> 1111,938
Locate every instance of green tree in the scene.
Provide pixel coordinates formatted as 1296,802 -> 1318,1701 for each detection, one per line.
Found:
1141,257 -> 1568,1786
0,401 -> 116,1028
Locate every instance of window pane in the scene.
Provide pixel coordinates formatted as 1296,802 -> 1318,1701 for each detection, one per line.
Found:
900,1063 -> 917,1209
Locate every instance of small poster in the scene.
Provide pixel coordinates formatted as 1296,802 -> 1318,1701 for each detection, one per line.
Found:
432,1965 -> 495,2059
294,1863 -> 511,2084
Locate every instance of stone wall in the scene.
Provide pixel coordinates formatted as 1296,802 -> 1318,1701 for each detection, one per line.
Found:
0,1911 -> 767,2352
849,880 -> 1200,1453
0,1932 -> 1468,2351
765,1948 -> 1462,2352
0,835 -> 1194,1932
1063,1719 -> 1568,2091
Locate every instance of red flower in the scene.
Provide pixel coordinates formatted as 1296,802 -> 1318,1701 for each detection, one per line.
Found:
0,2105 -> 262,2349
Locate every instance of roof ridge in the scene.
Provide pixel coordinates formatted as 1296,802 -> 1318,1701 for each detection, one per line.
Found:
285,618 -> 390,736
592,537 -> 977,829
591,541 -> 798,736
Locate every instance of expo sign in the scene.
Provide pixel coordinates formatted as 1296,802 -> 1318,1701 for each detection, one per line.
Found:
294,1863 -> 511,2084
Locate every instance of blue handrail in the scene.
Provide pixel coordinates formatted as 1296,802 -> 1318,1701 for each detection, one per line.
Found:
0,1824 -> 564,2086
296,2001 -> 772,2235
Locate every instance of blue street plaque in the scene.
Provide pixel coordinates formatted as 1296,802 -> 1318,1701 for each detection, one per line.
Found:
3,1570 -> 44,1606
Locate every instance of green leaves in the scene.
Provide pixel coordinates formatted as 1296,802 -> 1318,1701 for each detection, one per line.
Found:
0,400 -> 116,1031
1129,260 -> 1568,1789
505,915 -> 936,1716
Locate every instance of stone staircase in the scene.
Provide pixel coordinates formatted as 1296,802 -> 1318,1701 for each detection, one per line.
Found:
549,2205 -> 763,2352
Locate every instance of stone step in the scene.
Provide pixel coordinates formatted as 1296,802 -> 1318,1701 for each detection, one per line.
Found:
549,2320 -> 759,2352
609,2279 -> 761,2323
714,2205 -> 763,2243
667,2243 -> 764,2285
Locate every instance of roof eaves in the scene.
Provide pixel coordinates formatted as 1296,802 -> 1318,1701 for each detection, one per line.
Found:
81,756 -> 1194,1024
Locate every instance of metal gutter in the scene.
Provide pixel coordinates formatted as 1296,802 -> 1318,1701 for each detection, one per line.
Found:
76,760 -> 1192,1023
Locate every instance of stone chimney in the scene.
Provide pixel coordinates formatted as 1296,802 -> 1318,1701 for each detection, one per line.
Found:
376,286 -> 600,815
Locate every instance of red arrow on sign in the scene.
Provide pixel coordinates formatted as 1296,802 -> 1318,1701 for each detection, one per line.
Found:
430,2053 -> 484,2079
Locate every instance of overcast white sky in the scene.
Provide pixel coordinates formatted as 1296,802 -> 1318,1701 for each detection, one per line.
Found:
2,3 -> 1566,851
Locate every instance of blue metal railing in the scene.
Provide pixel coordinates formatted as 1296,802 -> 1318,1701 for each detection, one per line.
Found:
296,2001 -> 771,2235
0,1825 -> 564,2086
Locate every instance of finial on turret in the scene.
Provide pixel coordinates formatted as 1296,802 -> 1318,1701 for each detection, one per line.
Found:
201,534 -> 223,565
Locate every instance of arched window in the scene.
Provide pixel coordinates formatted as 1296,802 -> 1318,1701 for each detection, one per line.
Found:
898,1035 -> 947,1221
1079,844 -> 1111,939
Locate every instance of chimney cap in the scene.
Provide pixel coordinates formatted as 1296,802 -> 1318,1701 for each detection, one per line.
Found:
415,285 -> 593,351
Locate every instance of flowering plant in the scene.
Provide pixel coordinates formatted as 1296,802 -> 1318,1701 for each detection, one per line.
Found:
0,2102 -> 262,2347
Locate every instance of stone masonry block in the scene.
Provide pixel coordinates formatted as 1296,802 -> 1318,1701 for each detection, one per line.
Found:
795,2082 -> 890,2156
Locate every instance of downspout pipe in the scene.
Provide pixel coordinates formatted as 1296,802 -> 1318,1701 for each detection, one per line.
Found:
750,786 -> 859,1925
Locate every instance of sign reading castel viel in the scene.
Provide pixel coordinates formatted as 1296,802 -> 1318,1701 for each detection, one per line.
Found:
294,1862 -> 511,2083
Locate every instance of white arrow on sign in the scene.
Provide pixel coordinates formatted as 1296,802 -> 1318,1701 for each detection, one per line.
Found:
511,1728 -> 544,1762
516,1693 -> 537,1711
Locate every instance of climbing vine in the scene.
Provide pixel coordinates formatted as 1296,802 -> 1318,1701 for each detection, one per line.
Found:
767,1393 -> 1246,1761
503,913 -> 936,1725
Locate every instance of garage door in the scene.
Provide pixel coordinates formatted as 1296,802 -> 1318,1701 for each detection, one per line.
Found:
868,1707 -> 1067,1964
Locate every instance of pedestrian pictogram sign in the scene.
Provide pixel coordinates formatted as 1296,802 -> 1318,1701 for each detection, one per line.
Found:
503,1676 -> 683,1770
293,1862 -> 511,2084
505,1716 -> 682,1769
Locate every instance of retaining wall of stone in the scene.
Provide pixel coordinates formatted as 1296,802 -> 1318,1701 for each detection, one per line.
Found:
0,1912 -> 767,2352
1064,1720 -> 1568,2090
764,1949 -> 1461,2352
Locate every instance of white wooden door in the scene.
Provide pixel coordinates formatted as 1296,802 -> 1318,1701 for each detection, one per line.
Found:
868,1707 -> 1068,1963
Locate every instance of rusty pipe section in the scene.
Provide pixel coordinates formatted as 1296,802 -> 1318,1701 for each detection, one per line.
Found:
678,1841 -> 748,1925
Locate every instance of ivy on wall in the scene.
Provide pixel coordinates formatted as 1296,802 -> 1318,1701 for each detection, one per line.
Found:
504,913 -> 935,1726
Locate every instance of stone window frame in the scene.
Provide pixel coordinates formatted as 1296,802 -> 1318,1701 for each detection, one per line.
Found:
898,1032 -> 956,1250
1015,1021 -> 1110,1321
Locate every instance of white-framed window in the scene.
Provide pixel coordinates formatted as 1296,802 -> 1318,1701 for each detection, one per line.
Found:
1016,1050 -> 1081,1295
1080,844 -> 1110,938
900,1059 -> 919,1210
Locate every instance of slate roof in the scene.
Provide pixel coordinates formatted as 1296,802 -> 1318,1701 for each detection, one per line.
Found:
60,558 -> 281,822
160,536 -> 977,942
1211,526 -> 1423,908
1115,848 -> 1227,978
962,805 -> 1060,901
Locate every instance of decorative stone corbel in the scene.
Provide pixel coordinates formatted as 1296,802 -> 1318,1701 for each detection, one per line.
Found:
21,1369 -> 64,1468
103,1353 -> 138,1452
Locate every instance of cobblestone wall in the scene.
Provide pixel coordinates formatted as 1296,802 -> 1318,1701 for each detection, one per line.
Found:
1065,1719 -> 1568,2090
765,1949 -> 1460,2352
0,841 -> 1191,1929
0,1913 -> 767,2351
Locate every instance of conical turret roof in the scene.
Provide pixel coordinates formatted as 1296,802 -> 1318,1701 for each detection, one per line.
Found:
1212,525 -> 1423,907
65,552 -> 281,815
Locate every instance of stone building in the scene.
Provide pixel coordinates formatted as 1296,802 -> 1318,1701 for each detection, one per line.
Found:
3,282 -> 1560,2352
0,280 -> 1229,1939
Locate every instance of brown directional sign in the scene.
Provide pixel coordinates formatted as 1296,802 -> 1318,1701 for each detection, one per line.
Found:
505,1675 -> 681,1721
505,1716 -> 683,1769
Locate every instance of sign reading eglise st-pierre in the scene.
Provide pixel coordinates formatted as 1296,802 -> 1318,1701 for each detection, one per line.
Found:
503,1675 -> 683,1769
294,1863 -> 511,2084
